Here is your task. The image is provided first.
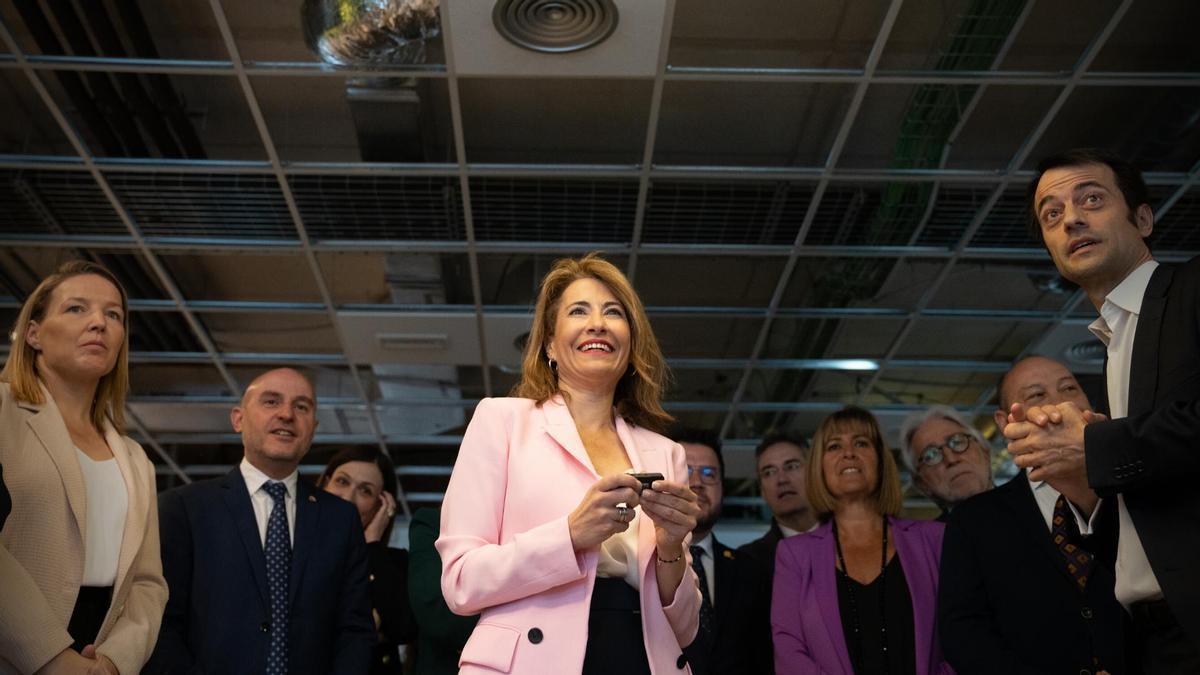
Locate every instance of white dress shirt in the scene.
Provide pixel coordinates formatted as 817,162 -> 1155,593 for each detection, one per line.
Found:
596,507 -> 642,590
239,458 -> 298,547
1027,469 -> 1100,535
1087,259 -> 1163,606
691,532 -> 717,604
76,448 -> 129,586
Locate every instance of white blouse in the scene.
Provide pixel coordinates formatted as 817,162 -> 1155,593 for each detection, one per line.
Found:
596,507 -> 642,590
76,448 -> 128,587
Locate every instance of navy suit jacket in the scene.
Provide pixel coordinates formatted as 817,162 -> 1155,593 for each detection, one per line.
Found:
938,472 -> 1127,674
145,468 -> 373,674
682,534 -> 737,675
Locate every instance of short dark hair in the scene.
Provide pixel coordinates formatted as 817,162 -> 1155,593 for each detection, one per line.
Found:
1026,148 -> 1151,246
668,425 -> 724,478
754,429 -> 810,462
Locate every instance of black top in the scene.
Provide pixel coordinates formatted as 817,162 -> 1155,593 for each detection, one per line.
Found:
0,462 -> 9,531
367,543 -> 417,674
836,555 -> 916,675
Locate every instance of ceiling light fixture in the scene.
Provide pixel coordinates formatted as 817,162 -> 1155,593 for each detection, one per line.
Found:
492,0 -> 619,53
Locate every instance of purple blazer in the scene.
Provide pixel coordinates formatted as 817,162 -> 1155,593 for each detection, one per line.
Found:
771,517 -> 953,675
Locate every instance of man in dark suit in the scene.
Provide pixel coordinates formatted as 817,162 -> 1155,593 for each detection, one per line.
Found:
940,355 -> 1127,674
146,368 -> 373,674
718,430 -> 814,675
670,427 -> 736,675
1007,148 -> 1200,673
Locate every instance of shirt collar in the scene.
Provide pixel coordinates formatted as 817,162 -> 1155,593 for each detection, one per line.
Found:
1087,260 -> 1158,344
693,532 -> 714,558
239,457 -> 298,498
1026,466 -> 1049,491
1107,260 -> 1159,314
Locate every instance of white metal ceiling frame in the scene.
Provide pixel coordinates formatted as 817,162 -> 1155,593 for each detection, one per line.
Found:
849,0 -> 1138,410
716,0 -> 908,439
202,0 -> 418,517
0,1 -> 1196,451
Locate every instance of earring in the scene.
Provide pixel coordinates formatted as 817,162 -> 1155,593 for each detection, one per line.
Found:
548,357 -> 557,371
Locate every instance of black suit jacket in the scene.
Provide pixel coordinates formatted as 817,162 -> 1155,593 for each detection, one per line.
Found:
408,507 -> 478,675
1084,257 -> 1200,650
145,468 -> 374,674
714,521 -> 788,675
938,472 -> 1127,674
683,534 -> 738,675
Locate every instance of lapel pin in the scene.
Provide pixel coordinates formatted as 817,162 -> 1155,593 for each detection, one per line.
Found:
308,495 -> 317,502
723,549 -> 734,559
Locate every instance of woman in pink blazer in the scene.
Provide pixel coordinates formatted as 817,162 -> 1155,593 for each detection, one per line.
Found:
771,406 -> 953,675
438,254 -> 703,674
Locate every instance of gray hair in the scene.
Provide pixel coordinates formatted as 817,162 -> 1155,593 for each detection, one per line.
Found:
898,405 -> 990,475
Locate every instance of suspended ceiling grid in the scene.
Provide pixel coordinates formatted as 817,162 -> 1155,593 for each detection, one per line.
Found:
1,0 -> 1199,513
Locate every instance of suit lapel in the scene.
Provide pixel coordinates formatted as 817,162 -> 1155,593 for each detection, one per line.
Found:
104,425 -> 146,607
289,479 -> 319,606
539,396 -> 598,477
221,469 -> 271,610
810,525 -> 854,674
892,518 -> 933,675
1128,263 -> 1173,417
20,395 -> 86,537
1002,473 -> 1077,587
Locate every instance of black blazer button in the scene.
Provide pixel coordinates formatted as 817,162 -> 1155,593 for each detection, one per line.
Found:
260,621 -> 270,633
676,654 -> 687,669
528,627 -> 543,644
1080,606 -> 1093,620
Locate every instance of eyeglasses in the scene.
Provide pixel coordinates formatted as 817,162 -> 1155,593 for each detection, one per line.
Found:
687,465 -> 719,485
916,432 -> 976,468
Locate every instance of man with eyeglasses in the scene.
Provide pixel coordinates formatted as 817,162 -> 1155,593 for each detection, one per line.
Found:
936,355 -> 1127,674
716,430 -> 814,675
668,427 -> 733,675
900,405 -> 993,521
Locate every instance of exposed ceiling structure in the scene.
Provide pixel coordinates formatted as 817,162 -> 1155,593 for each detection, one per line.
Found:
1,0 -> 1198,517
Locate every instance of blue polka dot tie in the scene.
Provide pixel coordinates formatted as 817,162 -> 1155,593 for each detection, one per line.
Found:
690,545 -> 714,638
264,481 -> 291,674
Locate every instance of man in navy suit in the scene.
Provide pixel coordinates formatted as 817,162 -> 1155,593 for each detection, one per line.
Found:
146,367 -> 373,674
670,427 -> 736,675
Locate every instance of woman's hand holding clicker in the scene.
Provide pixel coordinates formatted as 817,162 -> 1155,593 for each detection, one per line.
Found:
640,479 -> 699,556
568,474 -> 642,551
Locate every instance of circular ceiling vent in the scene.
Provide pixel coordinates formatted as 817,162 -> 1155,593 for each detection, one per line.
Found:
492,0 -> 619,54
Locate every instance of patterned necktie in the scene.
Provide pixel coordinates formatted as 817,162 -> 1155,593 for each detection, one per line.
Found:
264,481 -> 291,675
1052,495 -> 1093,591
690,545 -> 714,637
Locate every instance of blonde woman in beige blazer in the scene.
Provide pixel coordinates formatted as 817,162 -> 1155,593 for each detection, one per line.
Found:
0,261 -> 166,675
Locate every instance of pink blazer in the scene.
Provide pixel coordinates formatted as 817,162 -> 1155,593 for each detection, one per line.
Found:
437,396 -> 701,674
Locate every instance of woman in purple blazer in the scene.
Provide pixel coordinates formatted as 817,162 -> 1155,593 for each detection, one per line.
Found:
771,406 -> 953,675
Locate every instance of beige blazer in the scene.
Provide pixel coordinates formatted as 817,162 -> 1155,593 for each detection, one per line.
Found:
0,383 -> 167,674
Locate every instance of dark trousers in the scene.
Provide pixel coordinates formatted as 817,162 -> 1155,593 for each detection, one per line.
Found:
68,586 -> 113,651
583,578 -> 651,675
1130,598 -> 1200,675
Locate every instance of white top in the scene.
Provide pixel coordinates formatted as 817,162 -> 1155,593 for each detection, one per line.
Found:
76,448 -> 128,587
1027,469 -> 1100,534
596,507 -> 642,590
1087,259 -> 1163,606
691,532 -> 716,604
779,521 -> 819,539
239,458 -> 298,547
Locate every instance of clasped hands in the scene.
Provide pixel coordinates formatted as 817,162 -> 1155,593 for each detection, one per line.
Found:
1003,401 -> 1107,511
567,473 -> 699,557
35,645 -> 118,675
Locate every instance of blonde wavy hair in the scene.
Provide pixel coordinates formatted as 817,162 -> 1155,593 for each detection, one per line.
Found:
1,260 -> 131,433
511,253 -> 672,432
806,406 -> 903,521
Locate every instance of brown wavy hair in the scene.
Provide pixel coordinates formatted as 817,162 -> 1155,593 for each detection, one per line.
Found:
806,406 -> 903,521
1,260 -> 131,433
511,253 -> 672,432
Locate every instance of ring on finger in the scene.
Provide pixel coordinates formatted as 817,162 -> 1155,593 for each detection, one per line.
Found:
616,505 -> 629,522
